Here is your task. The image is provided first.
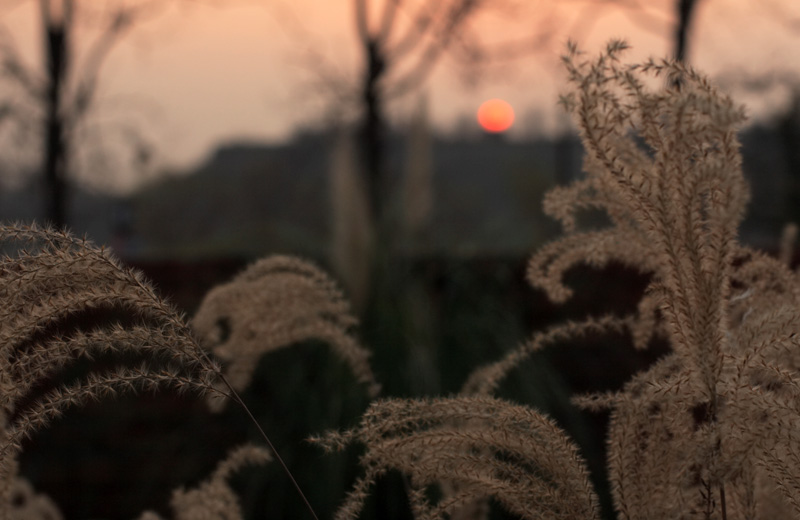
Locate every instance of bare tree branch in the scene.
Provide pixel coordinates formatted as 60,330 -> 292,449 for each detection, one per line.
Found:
387,1 -> 446,59
763,0 -> 800,32
448,17 -> 557,67
0,22 -> 44,98
0,0 -> 29,14
68,8 -> 137,127
561,0 -> 671,42
385,1 -> 481,98
377,0 -> 399,41
355,0 -> 370,44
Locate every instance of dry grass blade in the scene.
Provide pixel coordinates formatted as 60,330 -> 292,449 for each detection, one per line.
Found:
462,316 -> 632,396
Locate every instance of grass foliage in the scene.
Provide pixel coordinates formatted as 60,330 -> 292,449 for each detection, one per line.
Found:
2,42 -> 799,520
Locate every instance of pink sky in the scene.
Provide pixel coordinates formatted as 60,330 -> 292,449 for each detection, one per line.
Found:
2,0 -> 800,191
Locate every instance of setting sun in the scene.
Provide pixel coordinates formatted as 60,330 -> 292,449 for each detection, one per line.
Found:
477,99 -> 515,133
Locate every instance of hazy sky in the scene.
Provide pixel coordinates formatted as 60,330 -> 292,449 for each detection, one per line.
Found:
2,0 -> 800,192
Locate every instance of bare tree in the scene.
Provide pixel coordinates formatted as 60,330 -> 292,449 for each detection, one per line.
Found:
0,0 -> 166,227
351,0 -> 553,223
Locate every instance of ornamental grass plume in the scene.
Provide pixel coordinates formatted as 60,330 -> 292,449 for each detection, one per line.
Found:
0,224 -> 225,509
312,396 -> 600,520
4,477 -> 62,520
317,41 -> 800,520
3,38 -> 800,520
0,224 -> 301,520
191,255 -> 380,412
137,444 -> 271,520
536,40 -> 800,519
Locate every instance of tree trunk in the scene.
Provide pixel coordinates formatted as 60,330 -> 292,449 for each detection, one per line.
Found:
674,0 -> 698,63
359,38 -> 385,223
43,1 -> 69,228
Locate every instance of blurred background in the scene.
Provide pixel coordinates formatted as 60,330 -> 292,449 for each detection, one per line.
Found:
1,0 -> 799,519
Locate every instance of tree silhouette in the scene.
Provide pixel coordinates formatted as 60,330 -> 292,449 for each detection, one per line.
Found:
351,0 -> 552,224
0,0 -> 166,227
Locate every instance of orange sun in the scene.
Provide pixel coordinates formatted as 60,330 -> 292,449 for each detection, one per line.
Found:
477,98 -> 514,133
